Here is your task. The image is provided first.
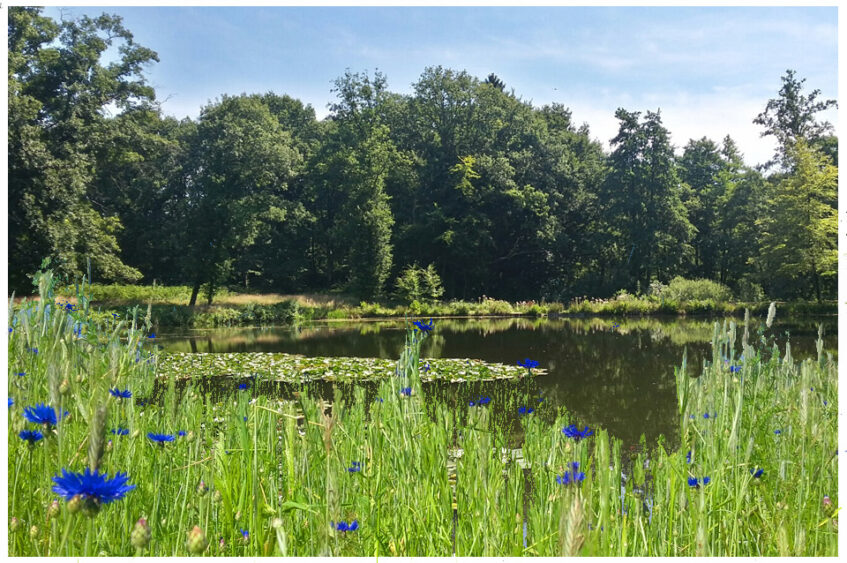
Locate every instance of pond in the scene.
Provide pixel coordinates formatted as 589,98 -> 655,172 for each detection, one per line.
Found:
154,315 -> 836,450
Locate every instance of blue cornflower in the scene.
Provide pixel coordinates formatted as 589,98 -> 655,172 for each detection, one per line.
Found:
239,528 -> 249,540
375,398 -> 384,403
556,464 -> 586,486
178,430 -> 186,437
110,428 -> 129,436
147,433 -> 175,444
562,424 -> 594,441
8,397 -> 13,408
703,412 -> 716,419
688,476 -> 711,488
730,365 -> 741,373
238,382 -> 249,391
518,406 -> 535,415
423,362 -> 431,373
689,414 -> 695,419
517,358 -> 539,369
750,468 -> 764,478
16,372 -> 26,377
347,461 -> 362,473
109,388 -> 132,399
399,387 -> 412,397
333,520 -> 359,532
469,396 -> 491,407
19,429 -> 44,444
29,347 -> 38,354
23,403 -> 67,426
148,333 -> 156,339
111,313 -> 119,319
412,319 -> 434,334
52,467 -> 135,505
774,429 -> 782,435
243,416 -> 247,422
686,451 -> 693,464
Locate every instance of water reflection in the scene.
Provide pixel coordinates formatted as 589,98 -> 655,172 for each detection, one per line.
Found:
155,316 -> 836,449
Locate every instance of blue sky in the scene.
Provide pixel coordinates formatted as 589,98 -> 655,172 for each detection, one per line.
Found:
42,5 -> 838,167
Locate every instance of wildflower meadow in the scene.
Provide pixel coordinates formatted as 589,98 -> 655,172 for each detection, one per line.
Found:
6,271 -> 839,556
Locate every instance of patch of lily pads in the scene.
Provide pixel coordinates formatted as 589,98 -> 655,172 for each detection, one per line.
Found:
157,352 -> 545,383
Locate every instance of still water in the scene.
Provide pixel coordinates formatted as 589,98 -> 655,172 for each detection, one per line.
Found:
156,315 -> 836,449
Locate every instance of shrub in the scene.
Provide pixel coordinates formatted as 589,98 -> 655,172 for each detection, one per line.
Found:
479,298 -> 514,315
395,264 -> 444,304
447,301 -> 472,316
662,277 -> 733,303
736,277 -> 765,302
546,301 -> 565,315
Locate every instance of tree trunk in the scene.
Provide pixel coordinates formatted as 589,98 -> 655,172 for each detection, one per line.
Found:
812,264 -> 821,303
189,279 -> 201,307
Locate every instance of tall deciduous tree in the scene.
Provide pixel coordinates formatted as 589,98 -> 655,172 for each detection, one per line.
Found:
753,69 -> 837,170
183,95 -> 301,305
754,140 -> 837,301
8,7 -> 158,290
310,70 -> 396,298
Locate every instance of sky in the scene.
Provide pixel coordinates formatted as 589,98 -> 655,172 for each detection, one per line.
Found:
40,5 -> 839,167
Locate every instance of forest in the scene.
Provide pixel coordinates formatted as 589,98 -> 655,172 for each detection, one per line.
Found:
7,7 -> 838,303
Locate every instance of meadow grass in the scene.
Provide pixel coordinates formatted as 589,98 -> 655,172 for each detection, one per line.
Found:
7,273 -> 838,556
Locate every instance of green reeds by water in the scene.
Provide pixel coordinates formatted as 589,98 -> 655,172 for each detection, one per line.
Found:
7,275 -> 838,556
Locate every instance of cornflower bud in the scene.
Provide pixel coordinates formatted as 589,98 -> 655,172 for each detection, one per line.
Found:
10,517 -> 20,532
59,379 -> 70,395
197,481 -> 208,496
186,525 -> 208,554
213,490 -> 222,503
67,495 -> 83,514
29,525 -> 38,540
131,518 -> 151,550
47,500 -> 60,519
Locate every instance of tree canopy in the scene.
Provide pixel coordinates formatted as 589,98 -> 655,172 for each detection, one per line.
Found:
7,8 -> 838,302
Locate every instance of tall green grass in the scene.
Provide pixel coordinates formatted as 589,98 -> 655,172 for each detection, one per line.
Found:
7,273 -> 838,555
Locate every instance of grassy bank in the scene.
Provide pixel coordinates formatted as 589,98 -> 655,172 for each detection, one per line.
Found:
7,273 -> 839,556
50,284 -> 836,328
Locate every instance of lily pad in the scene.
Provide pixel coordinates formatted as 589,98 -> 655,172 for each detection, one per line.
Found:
157,353 -> 545,383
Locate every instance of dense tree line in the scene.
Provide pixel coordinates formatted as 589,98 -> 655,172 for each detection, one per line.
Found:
7,8 -> 838,302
